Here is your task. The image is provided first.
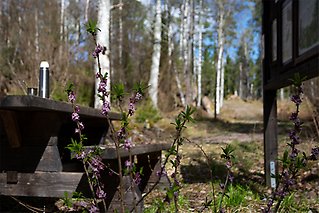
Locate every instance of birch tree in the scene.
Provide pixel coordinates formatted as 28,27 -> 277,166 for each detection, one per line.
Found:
95,0 -> 111,108
197,0 -> 203,107
148,0 -> 162,108
214,0 -> 240,116
59,0 -> 65,61
215,3 -> 224,115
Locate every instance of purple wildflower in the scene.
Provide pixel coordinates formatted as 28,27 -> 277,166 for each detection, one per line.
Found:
125,160 -> 132,168
96,188 -> 106,199
134,172 -> 142,185
219,183 -> 225,189
156,169 -> 167,177
88,205 -> 99,213
289,112 -> 298,121
95,72 -> 102,79
291,95 -> 302,105
228,173 -> 234,182
128,102 -> 135,116
135,92 -> 142,101
68,91 -> 76,103
226,161 -> 232,169
72,112 -> 80,122
101,101 -> 110,116
98,81 -> 107,93
310,147 -> 319,160
124,138 -> 133,150
92,44 -> 105,58
289,130 -> 300,145
75,151 -> 86,160
78,122 -> 84,130
74,105 -> 80,113
117,127 -> 126,140
73,200 -> 88,210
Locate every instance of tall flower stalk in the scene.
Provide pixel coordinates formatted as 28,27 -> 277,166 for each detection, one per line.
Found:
65,84 -> 107,212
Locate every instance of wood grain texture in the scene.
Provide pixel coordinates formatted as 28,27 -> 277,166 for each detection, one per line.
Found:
0,172 -> 84,197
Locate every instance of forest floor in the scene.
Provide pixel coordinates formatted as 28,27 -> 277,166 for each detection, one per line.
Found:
139,98 -> 319,212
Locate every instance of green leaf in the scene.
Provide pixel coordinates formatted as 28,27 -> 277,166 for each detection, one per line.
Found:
111,83 -> 126,102
133,81 -> 149,96
65,83 -> 74,94
85,20 -> 100,36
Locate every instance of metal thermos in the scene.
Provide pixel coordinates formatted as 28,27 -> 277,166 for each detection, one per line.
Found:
39,61 -> 50,98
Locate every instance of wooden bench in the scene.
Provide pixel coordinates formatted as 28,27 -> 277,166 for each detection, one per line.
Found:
0,95 -> 170,211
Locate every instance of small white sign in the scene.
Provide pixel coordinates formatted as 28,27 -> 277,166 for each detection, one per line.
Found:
270,161 -> 276,188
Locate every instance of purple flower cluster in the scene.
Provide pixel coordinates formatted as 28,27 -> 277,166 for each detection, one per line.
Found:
92,44 -> 106,58
101,101 -> 110,116
125,160 -> 132,169
290,94 -> 302,106
96,187 -> 106,199
310,147 -> 319,160
124,138 -> 133,150
67,90 -> 85,134
156,169 -> 167,177
134,172 -> 142,185
95,72 -> 111,116
68,91 -> 76,103
89,156 -> 106,178
117,127 -> 126,140
128,92 -> 143,116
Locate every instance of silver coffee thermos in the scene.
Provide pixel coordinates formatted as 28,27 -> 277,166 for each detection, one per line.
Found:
39,61 -> 49,98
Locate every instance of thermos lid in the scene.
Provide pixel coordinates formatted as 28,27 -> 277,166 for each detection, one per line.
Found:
40,61 -> 49,68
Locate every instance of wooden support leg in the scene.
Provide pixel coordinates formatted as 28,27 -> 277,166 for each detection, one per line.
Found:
36,136 -> 63,172
0,110 -> 21,148
264,90 -> 278,188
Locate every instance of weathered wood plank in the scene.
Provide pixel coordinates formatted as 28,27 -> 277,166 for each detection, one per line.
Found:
0,95 -> 121,120
0,172 -> 84,197
36,137 -> 63,172
0,110 -> 21,148
96,143 -> 171,159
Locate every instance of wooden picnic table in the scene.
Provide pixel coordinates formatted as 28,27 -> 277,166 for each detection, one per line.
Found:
0,95 -> 170,211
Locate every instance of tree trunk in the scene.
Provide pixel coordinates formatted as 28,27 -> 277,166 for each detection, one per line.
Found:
94,0 -> 111,108
215,5 -> 225,116
119,0 -> 123,66
197,0 -> 203,107
220,57 -> 225,108
239,62 -> 243,99
59,0 -> 64,61
148,0 -> 162,108
85,0 -> 90,22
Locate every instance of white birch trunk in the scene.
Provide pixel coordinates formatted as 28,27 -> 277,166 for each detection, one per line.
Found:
148,0 -> 162,108
220,57 -> 225,108
35,9 -> 39,62
59,0 -> 64,60
197,0 -> 203,107
168,2 -> 185,107
280,88 -> 284,100
183,0 -> 189,76
239,62 -> 243,98
179,1 -> 184,61
215,5 -> 225,115
119,0 -> 123,66
85,0 -> 90,22
174,65 -> 186,106
94,0 -> 111,108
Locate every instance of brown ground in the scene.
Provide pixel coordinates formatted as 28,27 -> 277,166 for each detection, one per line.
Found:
140,98 -> 319,212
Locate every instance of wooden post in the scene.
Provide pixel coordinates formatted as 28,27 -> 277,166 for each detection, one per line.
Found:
263,89 -> 278,187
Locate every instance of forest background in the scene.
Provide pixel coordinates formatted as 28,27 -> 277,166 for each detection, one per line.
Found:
0,0 -> 318,114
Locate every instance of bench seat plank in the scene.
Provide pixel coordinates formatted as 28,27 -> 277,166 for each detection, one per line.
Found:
0,172 -> 84,197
